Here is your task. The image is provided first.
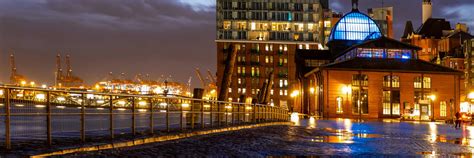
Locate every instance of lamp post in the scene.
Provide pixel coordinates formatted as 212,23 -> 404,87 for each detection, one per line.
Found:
429,94 -> 436,121
341,85 -> 351,115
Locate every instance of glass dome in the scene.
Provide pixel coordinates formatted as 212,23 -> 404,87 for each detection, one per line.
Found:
329,11 -> 382,41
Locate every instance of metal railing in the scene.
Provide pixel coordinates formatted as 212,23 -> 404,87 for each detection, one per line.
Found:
0,86 -> 289,150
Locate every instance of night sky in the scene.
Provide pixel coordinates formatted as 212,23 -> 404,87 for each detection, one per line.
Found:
0,0 -> 472,87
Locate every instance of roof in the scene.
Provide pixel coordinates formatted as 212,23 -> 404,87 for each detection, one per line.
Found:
402,21 -> 414,38
320,57 -> 463,75
445,31 -> 474,40
328,11 -> 382,41
416,18 -> 452,38
333,36 -> 422,59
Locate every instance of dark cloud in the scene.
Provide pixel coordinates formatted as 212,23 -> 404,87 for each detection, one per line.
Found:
0,0 -> 216,87
0,0 -> 472,87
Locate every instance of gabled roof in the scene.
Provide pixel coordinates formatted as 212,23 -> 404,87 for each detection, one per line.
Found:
445,31 -> 474,40
416,18 -> 452,39
402,21 -> 414,38
320,57 -> 462,75
333,36 -> 421,59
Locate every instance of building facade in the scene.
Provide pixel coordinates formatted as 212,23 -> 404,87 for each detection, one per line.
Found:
368,7 -> 393,38
215,0 -> 329,110
465,39 -> 474,91
297,2 -> 462,121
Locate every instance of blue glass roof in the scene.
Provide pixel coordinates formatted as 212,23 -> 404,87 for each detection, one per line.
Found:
329,11 -> 382,41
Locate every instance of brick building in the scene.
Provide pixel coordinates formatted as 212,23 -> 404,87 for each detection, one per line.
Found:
296,2 -> 463,121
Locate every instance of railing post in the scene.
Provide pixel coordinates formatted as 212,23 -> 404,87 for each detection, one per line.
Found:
109,95 -> 114,139
166,97 -> 169,132
149,98 -> 154,134
46,91 -> 52,146
5,88 -> 11,150
200,100 -> 204,128
210,101 -> 213,127
180,99 -> 184,131
217,102 -> 221,127
225,103 -> 228,126
132,97 -> 136,135
236,104 -> 240,124
231,104 -> 235,125
80,93 -> 85,142
252,104 -> 256,123
191,99 -> 195,129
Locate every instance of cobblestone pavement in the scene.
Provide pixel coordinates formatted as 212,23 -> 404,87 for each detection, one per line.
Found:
64,119 -> 474,157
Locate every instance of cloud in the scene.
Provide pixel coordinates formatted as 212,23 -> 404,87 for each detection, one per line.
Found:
442,4 -> 474,30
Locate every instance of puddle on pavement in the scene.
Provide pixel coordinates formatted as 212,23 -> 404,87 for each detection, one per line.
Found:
429,135 -> 474,147
310,128 -> 381,144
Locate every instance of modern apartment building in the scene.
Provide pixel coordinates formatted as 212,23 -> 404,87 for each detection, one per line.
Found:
215,0 -> 328,110
368,7 -> 393,38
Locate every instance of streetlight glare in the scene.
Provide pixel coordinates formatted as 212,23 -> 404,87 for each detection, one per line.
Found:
468,92 -> 474,99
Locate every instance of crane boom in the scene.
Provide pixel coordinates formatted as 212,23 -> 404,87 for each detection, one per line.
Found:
194,68 -> 206,88
207,69 -> 216,84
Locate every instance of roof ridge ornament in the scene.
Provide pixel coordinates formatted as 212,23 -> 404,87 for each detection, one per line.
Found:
352,0 -> 359,11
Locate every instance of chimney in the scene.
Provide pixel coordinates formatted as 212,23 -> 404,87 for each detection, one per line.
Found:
422,0 -> 432,24
352,0 -> 359,11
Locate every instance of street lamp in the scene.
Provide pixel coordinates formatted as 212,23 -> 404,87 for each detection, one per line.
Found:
429,94 -> 436,121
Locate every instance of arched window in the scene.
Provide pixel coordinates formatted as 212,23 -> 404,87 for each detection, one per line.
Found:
414,77 -> 431,89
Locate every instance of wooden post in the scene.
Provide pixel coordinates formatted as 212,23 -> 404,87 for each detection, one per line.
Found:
149,98 -> 154,134
5,89 -> 11,150
109,95 -> 114,139
46,91 -> 52,146
80,93 -> 85,142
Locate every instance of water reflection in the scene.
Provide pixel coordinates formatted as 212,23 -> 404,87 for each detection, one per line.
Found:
290,112 -> 300,126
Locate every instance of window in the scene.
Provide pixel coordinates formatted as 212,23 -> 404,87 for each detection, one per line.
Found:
440,101 -> 447,117
352,74 -> 368,86
336,96 -> 343,114
228,88 -> 232,93
383,91 -> 391,115
414,77 -> 431,89
238,78 -> 242,85
383,75 -> 400,88
265,56 -> 269,63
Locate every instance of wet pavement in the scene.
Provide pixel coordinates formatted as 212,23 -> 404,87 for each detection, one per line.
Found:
64,118 -> 474,157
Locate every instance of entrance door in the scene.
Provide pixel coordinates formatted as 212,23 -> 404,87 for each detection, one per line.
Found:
420,104 -> 429,120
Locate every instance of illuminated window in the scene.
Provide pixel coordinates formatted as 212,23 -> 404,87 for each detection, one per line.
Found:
284,45 -> 288,51
223,21 -> 231,29
237,67 -> 241,74
279,45 -> 283,51
265,44 -> 269,51
228,98 -> 232,102
324,20 -> 331,28
329,12 -> 382,41
265,56 -> 269,63
284,58 -> 288,64
383,76 -> 400,88
242,88 -> 246,93
242,67 -> 246,74
256,68 -> 260,76
251,67 -> 255,77
251,22 -> 256,30
279,80 -> 283,87
305,44 -> 310,50
238,78 -> 242,84
269,44 -> 273,51
336,96 -> 343,114
252,89 -> 255,94
238,88 -> 241,93
440,101 -> 447,117
271,89 -> 274,95
284,90 -> 288,96
299,44 -> 303,49
228,88 -> 232,93
308,23 -> 314,31
414,77 -> 431,89
236,44 -> 241,50
284,80 -> 288,86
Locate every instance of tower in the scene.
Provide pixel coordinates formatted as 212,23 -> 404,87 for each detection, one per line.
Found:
422,0 -> 432,24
